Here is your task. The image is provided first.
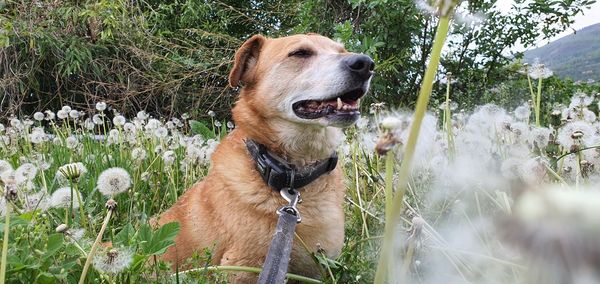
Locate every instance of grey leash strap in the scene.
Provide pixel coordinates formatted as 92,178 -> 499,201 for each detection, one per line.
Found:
257,189 -> 302,284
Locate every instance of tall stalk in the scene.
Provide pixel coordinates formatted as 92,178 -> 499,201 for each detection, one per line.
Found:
374,11 -> 454,284
535,78 -> 543,127
79,200 -> 116,284
0,201 -> 10,283
444,72 -> 456,157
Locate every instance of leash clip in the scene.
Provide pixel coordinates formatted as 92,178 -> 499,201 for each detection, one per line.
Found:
278,188 -> 302,223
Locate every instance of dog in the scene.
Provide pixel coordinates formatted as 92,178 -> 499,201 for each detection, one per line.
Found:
156,33 -> 374,282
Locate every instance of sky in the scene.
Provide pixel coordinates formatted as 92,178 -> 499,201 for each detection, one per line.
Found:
495,0 -> 600,50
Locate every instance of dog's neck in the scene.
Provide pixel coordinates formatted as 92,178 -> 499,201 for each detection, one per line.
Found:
269,118 -> 343,165
232,99 -> 343,166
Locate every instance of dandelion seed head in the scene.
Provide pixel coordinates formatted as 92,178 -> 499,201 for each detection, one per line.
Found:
29,128 -> 47,144
57,110 -> 68,120
530,127 -> 553,148
96,102 -> 107,111
0,160 -> 12,176
509,122 -> 530,139
92,247 -> 133,274
97,168 -> 131,196
583,109 -> 596,123
92,114 -> 103,125
380,116 -> 403,130
131,147 -> 147,162
69,110 -> 80,119
14,163 -> 37,185
49,187 -> 81,209
65,228 -> 85,242
113,115 -> 126,126
84,118 -> 95,130
514,104 -> 531,121
61,106 -> 72,113
137,110 -> 149,120
33,112 -> 45,121
557,121 -> 594,149
528,61 -> 553,79
123,123 -> 136,133
65,136 -> 79,149
10,118 -> 23,130
570,92 -> 593,108
145,119 -> 161,131
162,150 -> 176,166
505,186 -> 600,280
154,127 -> 168,138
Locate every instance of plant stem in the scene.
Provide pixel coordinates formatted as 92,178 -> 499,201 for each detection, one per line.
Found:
526,72 -> 536,117
0,202 -> 11,283
174,265 -> 323,283
384,152 -> 394,224
535,78 -> 543,126
79,208 -> 113,284
444,77 -> 455,157
374,14 -> 453,284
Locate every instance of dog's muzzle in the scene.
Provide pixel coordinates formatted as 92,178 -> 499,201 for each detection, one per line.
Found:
292,54 -> 374,126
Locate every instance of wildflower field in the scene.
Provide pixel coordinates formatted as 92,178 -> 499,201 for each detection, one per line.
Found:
2,1 -> 600,284
2,67 -> 600,283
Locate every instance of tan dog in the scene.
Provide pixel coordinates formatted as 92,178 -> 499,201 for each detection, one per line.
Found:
157,33 -> 374,282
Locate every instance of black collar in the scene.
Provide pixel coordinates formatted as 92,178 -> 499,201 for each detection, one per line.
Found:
245,139 -> 338,191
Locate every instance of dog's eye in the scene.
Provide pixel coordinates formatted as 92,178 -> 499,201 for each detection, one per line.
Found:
288,49 -> 313,58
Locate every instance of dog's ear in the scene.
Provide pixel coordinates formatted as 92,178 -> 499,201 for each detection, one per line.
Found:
229,35 -> 266,88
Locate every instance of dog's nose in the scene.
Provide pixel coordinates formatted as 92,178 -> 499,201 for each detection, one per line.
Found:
344,54 -> 375,80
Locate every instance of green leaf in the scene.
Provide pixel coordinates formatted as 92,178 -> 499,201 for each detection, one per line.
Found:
143,222 -> 180,255
44,233 -> 64,259
189,120 -> 216,139
114,223 -> 134,246
36,272 -> 56,284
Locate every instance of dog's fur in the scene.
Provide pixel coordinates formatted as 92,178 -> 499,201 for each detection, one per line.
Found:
156,33 -> 372,282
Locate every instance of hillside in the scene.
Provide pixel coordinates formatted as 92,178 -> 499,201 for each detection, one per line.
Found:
524,23 -> 600,82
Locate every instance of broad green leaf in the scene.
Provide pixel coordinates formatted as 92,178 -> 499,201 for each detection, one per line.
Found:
44,233 -> 64,259
143,221 -> 180,255
189,120 -> 216,139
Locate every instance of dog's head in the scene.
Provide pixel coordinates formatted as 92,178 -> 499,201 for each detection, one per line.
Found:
229,34 -> 374,128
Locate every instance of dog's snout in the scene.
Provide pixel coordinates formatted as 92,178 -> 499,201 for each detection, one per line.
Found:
344,54 -> 375,80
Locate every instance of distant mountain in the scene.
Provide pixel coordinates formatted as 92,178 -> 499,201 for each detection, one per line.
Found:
524,23 -> 600,83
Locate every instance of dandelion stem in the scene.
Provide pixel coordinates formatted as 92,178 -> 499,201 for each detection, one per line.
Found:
535,78 -> 543,126
526,70 -> 536,118
174,265 -> 322,283
374,13 -> 453,284
444,76 -> 455,157
384,151 -> 394,225
79,208 -> 113,284
0,202 -> 11,283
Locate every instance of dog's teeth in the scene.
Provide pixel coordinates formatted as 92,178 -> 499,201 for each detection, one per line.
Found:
337,97 -> 343,110
357,98 -> 361,105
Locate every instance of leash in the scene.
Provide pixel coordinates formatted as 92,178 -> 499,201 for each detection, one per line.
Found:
245,140 -> 337,284
257,188 -> 301,284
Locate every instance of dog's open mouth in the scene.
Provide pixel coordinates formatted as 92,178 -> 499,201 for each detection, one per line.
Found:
292,88 -> 365,119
